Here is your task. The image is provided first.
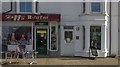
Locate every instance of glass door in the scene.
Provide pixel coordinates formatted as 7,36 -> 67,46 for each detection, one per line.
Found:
35,28 -> 47,55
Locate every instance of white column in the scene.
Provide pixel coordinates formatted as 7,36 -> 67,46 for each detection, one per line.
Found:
85,25 -> 90,52
101,24 -> 107,52
102,24 -> 108,57
101,25 -> 105,51
86,2 -> 91,14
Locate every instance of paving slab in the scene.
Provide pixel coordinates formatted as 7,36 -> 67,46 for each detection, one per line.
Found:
1,57 -> 118,65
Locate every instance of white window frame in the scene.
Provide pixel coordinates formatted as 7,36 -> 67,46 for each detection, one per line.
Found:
50,23 -> 58,51
63,26 -> 74,44
17,0 -> 36,14
90,2 -> 103,14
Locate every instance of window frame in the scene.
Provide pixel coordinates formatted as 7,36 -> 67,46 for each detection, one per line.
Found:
64,31 -> 73,44
63,26 -> 74,44
49,23 -> 58,51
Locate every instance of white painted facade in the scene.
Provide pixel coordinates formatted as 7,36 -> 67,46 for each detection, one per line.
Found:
2,1 -> 119,57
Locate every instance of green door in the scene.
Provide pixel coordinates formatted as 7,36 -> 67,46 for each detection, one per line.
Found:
36,28 -> 47,55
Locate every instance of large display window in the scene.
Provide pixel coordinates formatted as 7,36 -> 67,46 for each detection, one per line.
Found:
2,26 -> 32,45
90,26 -> 101,50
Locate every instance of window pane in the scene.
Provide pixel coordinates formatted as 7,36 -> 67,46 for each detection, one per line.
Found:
91,3 -> 101,12
26,2 -> 32,12
64,31 -> 73,43
20,2 -> 26,12
20,2 -> 32,12
51,26 -> 57,50
90,26 -> 101,50
2,26 -> 32,45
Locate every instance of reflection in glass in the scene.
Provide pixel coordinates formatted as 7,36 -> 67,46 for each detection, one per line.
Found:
2,26 -> 32,45
91,2 -> 101,12
51,26 -> 57,50
20,2 -> 32,12
90,26 -> 101,50
64,31 -> 73,43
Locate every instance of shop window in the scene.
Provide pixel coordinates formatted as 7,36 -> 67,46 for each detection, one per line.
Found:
64,31 -> 73,43
2,26 -> 32,45
90,26 -> 101,50
50,26 -> 57,50
20,2 -> 32,12
83,26 -> 85,49
91,2 -> 101,12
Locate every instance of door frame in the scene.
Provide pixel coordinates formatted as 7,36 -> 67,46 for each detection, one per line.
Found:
34,26 -> 49,55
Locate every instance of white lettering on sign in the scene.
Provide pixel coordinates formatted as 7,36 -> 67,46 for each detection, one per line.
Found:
5,15 -> 25,21
27,15 -> 48,20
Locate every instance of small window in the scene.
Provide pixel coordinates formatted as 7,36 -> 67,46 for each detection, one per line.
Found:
64,26 -> 74,29
91,2 -> 101,12
76,36 -> 79,40
83,2 -> 86,13
64,31 -> 73,43
20,2 -> 32,12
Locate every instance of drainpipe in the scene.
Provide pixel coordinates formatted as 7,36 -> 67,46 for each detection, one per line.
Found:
2,0 -> 12,14
105,0 -> 110,57
109,0 -> 111,56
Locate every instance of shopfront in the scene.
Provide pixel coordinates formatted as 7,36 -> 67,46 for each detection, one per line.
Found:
60,21 -> 108,57
2,14 -> 60,57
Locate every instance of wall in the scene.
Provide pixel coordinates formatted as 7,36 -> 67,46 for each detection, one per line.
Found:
118,2 -> 120,56
2,2 -> 113,57
111,2 -> 118,56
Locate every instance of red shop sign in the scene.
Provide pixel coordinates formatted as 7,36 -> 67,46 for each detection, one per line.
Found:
2,14 -> 61,22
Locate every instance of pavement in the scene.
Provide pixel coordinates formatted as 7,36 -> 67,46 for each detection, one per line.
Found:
0,57 -> 118,65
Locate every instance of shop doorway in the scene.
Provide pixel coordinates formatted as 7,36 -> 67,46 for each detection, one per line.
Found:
35,28 -> 47,55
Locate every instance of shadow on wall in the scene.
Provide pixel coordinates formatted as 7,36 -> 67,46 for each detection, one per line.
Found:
118,32 -> 120,56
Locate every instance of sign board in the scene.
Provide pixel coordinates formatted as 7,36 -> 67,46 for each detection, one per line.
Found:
37,30 -> 47,33
2,14 -> 60,22
91,48 -> 98,56
35,22 -> 48,26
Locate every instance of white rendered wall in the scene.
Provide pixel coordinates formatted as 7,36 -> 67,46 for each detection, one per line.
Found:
2,2 -> 111,57
111,2 -> 118,56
